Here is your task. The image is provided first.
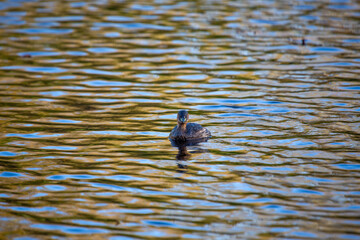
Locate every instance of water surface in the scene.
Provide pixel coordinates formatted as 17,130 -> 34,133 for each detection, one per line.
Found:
0,0 -> 360,239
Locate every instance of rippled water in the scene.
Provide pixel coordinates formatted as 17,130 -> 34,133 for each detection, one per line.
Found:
1,0 -> 360,239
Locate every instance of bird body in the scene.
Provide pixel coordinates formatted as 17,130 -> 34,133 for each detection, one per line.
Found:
169,110 -> 211,141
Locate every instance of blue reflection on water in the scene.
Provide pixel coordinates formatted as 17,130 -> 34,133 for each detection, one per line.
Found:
216,112 -> 262,117
105,174 -> 146,181
87,47 -> 117,53
82,80 -> 130,86
95,98 -> 118,103
100,208 -> 153,215
57,75 -> 78,80
340,234 -> 360,240
50,119 -> 81,124
306,177 -> 336,183
144,220 -> 176,227
289,140 -> 317,147
340,86 -> 360,90
109,236 -> 135,240
18,51 -> 60,57
31,223 -> 108,234
40,91 -> 67,97
0,1 -> 22,11
70,2 -> 86,8
311,46 -> 344,52
90,182 -> 126,191
26,66 -> 67,73
87,130 -> 131,136
124,98 -> 162,103
238,198 -> 273,203
176,74 -> 208,81
293,188 -> 323,195
6,133 -> 63,138
138,131 -> 168,137
1,66 -> 66,73
0,171 -> 24,177
94,22 -> 173,31
11,206 -> 57,212
80,69 -> 122,76
48,175 -> 95,180
262,167 -> 293,171
104,32 -> 121,38
35,16 -> 84,22
0,151 -> 17,156
15,28 -> 73,34
268,108 -> 290,113
318,62 -> 356,66
42,146 -> 77,151
334,164 -> 360,170
328,4 -> 354,10
262,204 -> 298,214
249,18 -> 289,25
106,16 -> 134,22
292,231 -> 317,238
343,39 -> 360,43
44,185 -> 67,191
131,4 -> 155,11
66,51 -> 87,56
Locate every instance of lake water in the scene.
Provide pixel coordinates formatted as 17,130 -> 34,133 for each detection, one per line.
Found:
0,0 -> 360,239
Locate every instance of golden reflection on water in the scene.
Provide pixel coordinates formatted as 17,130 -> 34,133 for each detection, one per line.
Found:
0,0 -> 360,239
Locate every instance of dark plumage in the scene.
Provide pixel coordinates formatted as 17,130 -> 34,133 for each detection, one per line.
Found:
169,110 -> 211,141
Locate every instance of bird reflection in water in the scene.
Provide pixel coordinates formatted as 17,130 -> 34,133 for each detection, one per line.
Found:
170,138 -> 210,173
169,110 -> 212,172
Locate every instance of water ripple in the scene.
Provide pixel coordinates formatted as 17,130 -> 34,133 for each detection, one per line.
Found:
0,0 -> 359,239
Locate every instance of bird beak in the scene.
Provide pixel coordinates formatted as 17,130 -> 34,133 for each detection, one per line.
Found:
179,117 -> 187,123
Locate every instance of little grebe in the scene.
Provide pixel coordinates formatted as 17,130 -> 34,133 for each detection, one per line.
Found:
169,110 -> 211,141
